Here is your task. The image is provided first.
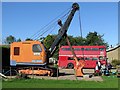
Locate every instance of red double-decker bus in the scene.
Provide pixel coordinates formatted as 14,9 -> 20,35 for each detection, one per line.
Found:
58,46 -> 107,69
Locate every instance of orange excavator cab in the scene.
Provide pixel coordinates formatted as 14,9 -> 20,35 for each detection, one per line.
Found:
10,41 -> 47,66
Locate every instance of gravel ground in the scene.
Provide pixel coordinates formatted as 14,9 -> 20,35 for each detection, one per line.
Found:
29,69 -> 103,81
5,69 -> 103,81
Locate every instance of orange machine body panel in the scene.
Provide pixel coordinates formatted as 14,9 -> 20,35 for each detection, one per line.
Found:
10,41 -> 47,66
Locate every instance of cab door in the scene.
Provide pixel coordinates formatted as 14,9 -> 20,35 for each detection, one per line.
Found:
21,43 -> 32,64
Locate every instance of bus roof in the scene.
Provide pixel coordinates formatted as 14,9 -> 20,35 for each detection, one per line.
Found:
60,45 -> 106,48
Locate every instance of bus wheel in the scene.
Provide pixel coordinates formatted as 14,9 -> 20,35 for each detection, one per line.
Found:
67,63 -> 74,69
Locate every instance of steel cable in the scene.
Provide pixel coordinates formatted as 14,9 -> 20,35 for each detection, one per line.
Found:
30,7 -> 71,40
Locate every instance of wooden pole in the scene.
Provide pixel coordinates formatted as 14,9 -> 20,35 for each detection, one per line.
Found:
32,67 -> 34,79
10,67 -> 12,79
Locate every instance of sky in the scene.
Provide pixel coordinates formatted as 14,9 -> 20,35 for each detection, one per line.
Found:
2,2 -> 118,46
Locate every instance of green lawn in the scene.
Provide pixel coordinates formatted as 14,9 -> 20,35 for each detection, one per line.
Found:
2,76 -> 119,88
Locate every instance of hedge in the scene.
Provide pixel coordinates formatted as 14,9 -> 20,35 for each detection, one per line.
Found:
111,59 -> 120,67
0,45 -> 10,67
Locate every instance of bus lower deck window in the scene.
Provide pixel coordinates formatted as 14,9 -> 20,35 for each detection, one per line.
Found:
68,57 -> 74,60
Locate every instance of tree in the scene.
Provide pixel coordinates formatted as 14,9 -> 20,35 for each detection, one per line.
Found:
5,35 -> 16,44
25,38 -> 33,41
43,35 -> 56,49
17,38 -> 21,42
73,36 -> 86,45
85,31 -> 108,46
43,32 -> 108,59
43,34 -> 58,58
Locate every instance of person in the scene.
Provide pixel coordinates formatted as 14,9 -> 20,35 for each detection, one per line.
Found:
107,62 -> 112,73
95,61 -> 102,76
101,64 -> 106,75
103,61 -> 110,76
97,60 -> 101,70
95,62 -> 99,73
104,65 -> 110,76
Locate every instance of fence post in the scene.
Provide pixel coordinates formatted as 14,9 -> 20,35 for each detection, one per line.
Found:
57,66 -> 58,80
32,67 -> 34,79
10,66 -> 12,79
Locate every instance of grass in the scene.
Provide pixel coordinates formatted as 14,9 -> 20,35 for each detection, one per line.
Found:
2,76 -> 119,88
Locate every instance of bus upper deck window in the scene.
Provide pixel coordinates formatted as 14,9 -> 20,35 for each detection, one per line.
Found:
92,48 -> 99,51
85,48 -> 91,51
33,44 -> 42,52
62,48 -> 70,51
100,48 -> 105,51
81,48 -> 84,51
61,48 -> 65,51
66,48 -> 70,51
74,48 -> 80,51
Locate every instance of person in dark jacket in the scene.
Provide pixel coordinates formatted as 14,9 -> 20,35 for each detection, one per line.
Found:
107,62 -> 112,73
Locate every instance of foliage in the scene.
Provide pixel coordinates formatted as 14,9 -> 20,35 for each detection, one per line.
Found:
85,31 -> 108,46
111,59 -> 120,67
0,46 -> 10,66
16,38 -> 21,42
43,35 -> 56,49
5,35 -> 16,44
25,38 -> 33,41
43,35 -> 59,59
43,32 -> 108,59
0,45 -> 10,48
71,36 -> 86,45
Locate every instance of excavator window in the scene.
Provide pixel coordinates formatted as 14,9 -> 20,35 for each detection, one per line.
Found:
14,47 -> 20,55
32,44 -> 42,52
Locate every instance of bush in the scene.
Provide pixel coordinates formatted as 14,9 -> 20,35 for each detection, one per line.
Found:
111,59 -> 120,67
0,45 -> 10,67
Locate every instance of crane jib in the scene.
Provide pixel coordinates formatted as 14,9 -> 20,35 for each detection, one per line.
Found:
49,3 -> 79,57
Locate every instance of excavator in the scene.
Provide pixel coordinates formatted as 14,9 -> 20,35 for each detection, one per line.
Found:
10,3 -> 84,77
